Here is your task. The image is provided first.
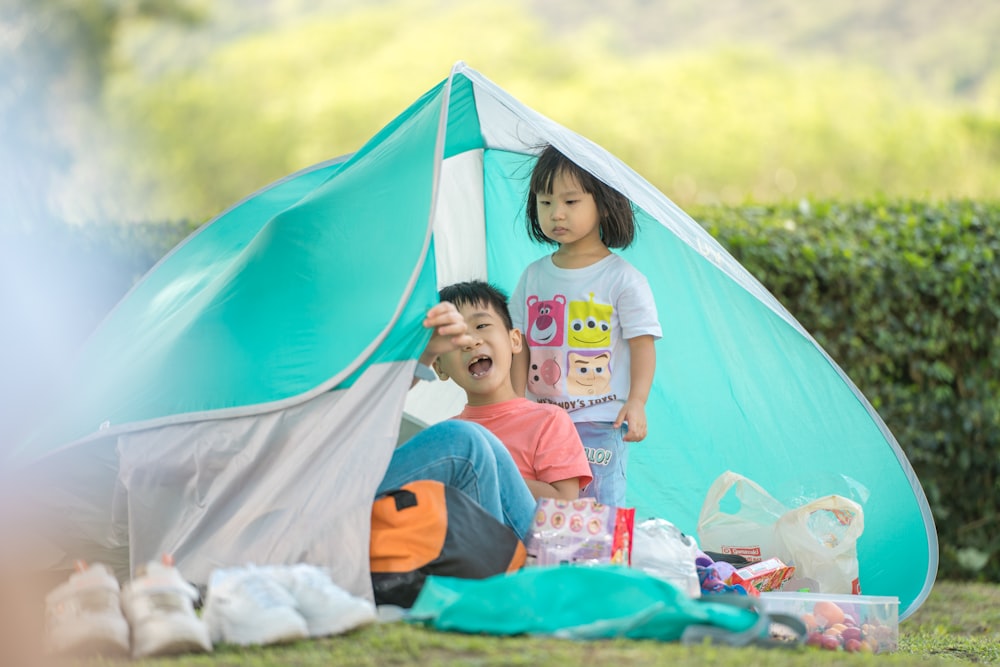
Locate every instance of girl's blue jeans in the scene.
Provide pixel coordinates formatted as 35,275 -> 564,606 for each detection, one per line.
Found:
576,421 -> 629,507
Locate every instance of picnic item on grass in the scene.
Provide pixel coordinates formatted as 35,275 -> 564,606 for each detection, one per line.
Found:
409,565 -> 806,647
525,497 -> 635,567
697,471 -> 864,594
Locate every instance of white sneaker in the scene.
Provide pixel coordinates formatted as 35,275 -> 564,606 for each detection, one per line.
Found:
202,565 -> 309,646
44,561 -> 130,658
265,564 -> 377,637
121,554 -> 212,658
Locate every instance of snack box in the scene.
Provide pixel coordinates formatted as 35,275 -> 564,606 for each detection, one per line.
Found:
525,498 -> 635,567
759,591 -> 899,653
728,557 -> 795,593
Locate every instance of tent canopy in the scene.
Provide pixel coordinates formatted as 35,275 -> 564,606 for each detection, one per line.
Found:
6,62 -> 936,619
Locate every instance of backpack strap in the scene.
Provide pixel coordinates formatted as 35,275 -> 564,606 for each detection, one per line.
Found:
381,488 -> 419,511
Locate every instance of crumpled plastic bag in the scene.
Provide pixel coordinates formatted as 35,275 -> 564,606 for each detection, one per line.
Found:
697,471 -> 790,564
631,518 -> 701,598
775,494 -> 865,594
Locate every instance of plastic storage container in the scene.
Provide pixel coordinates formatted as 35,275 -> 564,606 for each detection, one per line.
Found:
759,591 -> 899,653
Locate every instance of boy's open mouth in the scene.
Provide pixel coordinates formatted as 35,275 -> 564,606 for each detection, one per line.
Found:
468,355 -> 493,378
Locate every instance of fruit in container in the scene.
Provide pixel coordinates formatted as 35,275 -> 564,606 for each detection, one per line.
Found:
813,600 -> 845,626
841,627 -> 862,643
809,601 -> 894,652
760,592 -> 899,653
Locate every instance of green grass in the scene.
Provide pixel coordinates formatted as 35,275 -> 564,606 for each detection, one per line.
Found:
70,581 -> 1000,666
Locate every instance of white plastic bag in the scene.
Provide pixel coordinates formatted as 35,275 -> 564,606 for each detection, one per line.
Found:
696,471 -> 866,595
631,518 -> 701,598
696,471 -> 789,563
774,494 -> 864,594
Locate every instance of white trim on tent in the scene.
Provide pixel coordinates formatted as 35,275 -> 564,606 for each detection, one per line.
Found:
434,150 -> 487,286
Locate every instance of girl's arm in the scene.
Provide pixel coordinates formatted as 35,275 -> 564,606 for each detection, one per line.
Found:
614,335 -> 656,442
511,346 -> 530,397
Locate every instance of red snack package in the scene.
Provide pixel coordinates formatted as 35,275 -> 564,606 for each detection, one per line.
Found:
729,557 -> 796,593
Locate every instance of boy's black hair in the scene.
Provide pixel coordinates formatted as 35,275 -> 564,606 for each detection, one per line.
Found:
525,144 -> 636,249
438,280 -> 513,331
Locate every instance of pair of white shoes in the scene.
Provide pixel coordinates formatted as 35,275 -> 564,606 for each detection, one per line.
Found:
44,556 -> 212,659
201,563 -> 377,646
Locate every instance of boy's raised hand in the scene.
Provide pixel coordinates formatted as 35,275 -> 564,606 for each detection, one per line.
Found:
420,301 -> 475,364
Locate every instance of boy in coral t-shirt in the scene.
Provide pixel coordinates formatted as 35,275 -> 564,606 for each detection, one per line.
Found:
424,281 -> 592,501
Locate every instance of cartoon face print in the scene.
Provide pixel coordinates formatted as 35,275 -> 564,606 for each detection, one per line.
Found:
527,348 -> 562,397
566,350 -> 612,396
567,293 -> 612,348
525,295 -> 566,347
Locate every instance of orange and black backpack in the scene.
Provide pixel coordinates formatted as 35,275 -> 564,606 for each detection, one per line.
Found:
369,479 -> 527,607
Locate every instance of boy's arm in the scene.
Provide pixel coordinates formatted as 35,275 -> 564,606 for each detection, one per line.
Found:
525,477 -> 580,501
511,347 -> 529,397
614,335 -> 656,442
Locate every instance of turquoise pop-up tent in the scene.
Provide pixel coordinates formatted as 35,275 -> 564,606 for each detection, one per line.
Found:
4,62 -> 936,618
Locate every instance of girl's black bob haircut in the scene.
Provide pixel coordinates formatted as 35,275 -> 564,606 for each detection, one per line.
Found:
525,144 -> 636,249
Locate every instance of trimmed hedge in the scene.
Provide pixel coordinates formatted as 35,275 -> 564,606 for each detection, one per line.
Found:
695,200 -> 1000,582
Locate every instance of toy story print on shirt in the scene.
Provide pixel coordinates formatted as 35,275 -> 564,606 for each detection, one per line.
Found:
525,291 -> 618,409
511,253 -> 662,426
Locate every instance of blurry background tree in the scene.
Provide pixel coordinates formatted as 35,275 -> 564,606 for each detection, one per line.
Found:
0,0 -> 204,224
1,0 -> 202,447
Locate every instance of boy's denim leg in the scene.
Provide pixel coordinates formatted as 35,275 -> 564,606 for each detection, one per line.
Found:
377,419 -> 537,540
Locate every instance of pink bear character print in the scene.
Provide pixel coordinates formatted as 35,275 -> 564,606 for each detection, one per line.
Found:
525,295 -> 566,347
527,348 -> 562,397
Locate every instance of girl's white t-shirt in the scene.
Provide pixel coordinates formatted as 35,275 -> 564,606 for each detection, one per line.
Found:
510,253 -> 662,423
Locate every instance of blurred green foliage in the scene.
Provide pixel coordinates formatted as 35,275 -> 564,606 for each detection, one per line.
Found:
532,0 -> 1000,103
6,0 -> 1000,223
697,199 -> 1000,582
97,0 -> 1000,222
0,0 -> 203,224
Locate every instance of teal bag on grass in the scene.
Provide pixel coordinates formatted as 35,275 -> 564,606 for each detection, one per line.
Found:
408,565 -> 805,645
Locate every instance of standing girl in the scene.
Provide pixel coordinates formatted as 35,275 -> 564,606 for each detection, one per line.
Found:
510,145 -> 661,507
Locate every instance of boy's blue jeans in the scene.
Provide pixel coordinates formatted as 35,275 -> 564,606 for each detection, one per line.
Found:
577,421 -> 629,507
377,419 -> 537,541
